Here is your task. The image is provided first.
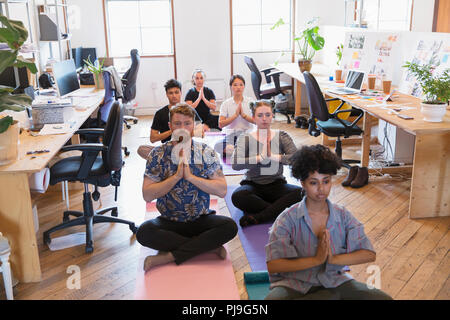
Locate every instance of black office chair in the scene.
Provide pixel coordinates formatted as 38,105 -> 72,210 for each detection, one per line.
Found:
121,49 -> 140,129
43,101 -> 138,253
244,55 -> 294,123
303,71 -> 363,169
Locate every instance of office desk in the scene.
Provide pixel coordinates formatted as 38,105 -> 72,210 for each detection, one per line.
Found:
0,87 -> 104,283
275,62 -> 450,219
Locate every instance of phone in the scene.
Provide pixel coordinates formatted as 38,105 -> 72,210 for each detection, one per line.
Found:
397,114 -> 413,120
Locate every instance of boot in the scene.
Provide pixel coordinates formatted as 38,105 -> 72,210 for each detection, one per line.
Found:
351,166 -> 369,188
342,166 -> 358,187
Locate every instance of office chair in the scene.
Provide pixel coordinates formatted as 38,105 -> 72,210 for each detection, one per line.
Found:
43,101 -> 138,253
121,49 -> 140,129
303,71 -> 363,169
244,55 -> 294,123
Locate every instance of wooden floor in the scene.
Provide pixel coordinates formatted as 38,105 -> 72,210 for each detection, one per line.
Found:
1,115 -> 448,300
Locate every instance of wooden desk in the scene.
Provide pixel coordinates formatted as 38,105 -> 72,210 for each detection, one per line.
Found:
0,87 -> 104,283
275,62 -> 450,219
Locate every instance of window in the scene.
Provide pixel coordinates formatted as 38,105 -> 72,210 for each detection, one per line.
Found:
232,0 -> 292,53
363,0 -> 413,31
105,0 -> 174,57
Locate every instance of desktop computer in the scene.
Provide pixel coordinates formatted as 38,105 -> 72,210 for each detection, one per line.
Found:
52,59 -> 81,98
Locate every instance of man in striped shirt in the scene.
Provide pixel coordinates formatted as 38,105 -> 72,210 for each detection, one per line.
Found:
265,144 -> 392,300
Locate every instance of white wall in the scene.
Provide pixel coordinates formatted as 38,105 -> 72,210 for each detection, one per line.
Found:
411,0 -> 435,32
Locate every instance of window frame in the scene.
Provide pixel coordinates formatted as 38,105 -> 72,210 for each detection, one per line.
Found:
103,0 -> 176,59
230,0 -> 294,55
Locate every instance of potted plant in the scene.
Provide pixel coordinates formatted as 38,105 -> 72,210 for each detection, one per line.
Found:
0,15 -> 37,165
335,43 -> 344,81
403,61 -> 450,122
272,17 -> 325,72
83,55 -> 104,89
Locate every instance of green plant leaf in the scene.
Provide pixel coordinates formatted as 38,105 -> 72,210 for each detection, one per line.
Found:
271,18 -> 285,30
0,50 -> 18,75
0,115 -> 14,134
14,55 -> 37,74
0,15 -> 27,49
0,92 -> 31,112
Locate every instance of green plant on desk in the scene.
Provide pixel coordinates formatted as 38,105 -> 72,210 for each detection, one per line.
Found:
83,55 -> 105,89
271,17 -> 324,72
403,61 -> 450,122
0,14 -> 37,133
403,61 -> 450,104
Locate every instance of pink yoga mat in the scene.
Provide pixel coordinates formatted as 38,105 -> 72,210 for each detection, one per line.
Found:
135,201 -> 240,300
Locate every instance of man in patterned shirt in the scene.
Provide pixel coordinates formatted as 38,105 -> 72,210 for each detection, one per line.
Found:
265,144 -> 392,300
136,103 -> 238,271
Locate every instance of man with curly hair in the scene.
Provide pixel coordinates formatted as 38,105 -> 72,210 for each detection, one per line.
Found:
136,103 -> 237,271
265,144 -> 392,300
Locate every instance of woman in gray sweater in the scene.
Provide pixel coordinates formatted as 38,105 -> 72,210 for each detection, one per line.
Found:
231,100 -> 303,227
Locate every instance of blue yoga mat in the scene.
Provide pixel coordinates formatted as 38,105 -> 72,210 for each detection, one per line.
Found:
244,271 -> 270,300
225,185 -> 271,271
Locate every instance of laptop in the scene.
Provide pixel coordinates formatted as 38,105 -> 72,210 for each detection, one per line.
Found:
328,70 -> 365,95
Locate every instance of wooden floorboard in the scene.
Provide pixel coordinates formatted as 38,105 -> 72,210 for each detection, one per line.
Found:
2,114 -> 448,300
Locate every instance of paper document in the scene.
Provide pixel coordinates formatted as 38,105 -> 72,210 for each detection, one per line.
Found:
38,123 -> 72,135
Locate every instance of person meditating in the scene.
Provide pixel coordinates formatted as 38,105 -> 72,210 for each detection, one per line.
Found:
214,74 -> 255,161
231,99 -> 303,227
264,144 -> 392,300
185,69 -> 219,131
136,103 -> 238,271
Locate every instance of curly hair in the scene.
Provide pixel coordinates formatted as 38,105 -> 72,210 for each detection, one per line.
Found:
290,144 -> 341,181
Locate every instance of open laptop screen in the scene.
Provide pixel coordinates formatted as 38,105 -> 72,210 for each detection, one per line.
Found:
345,70 -> 365,90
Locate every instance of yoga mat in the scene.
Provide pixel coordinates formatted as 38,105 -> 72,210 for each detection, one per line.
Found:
135,200 -> 240,300
244,271 -> 270,300
224,185 -> 271,272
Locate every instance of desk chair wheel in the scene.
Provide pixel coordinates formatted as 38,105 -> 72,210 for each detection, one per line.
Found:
85,242 -> 93,254
126,124 -> 131,129
133,119 -> 138,124
43,232 -> 51,246
123,147 -> 130,156
111,208 -> 118,217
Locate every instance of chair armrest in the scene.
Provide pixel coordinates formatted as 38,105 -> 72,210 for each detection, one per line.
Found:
267,70 -> 283,92
334,110 -> 364,137
261,67 -> 276,83
121,78 -> 128,85
74,128 -> 105,136
60,143 -> 107,153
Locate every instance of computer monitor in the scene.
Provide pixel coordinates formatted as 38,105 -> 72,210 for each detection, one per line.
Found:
72,47 -> 82,70
344,70 -> 365,91
81,48 -> 97,65
0,66 -> 29,89
52,59 -> 80,97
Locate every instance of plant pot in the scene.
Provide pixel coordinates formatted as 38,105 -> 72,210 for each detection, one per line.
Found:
298,59 -> 312,73
94,73 -> 104,89
335,69 -> 343,81
0,120 -> 19,166
420,102 -> 447,122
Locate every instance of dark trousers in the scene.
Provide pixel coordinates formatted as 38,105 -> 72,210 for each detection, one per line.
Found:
204,114 -> 220,131
231,179 -> 303,223
136,214 -> 238,265
265,280 -> 393,300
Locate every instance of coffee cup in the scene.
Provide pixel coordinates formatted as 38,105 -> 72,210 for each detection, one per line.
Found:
382,80 -> 392,94
368,74 -> 376,90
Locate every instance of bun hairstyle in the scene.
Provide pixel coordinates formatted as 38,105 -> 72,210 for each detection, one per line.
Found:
191,69 -> 206,85
249,99 -> 275,116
